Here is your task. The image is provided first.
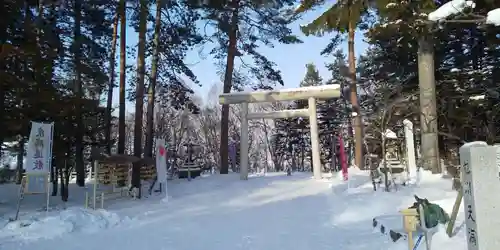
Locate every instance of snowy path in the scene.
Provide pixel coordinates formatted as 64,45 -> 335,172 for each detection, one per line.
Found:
1,171 -> 466,250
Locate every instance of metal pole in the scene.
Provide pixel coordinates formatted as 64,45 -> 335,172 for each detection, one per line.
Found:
46,123 -> 54,216
45,173 -> 50,215
240,103 -> 249,180
93,160 -> 98,209
308,97 -> 321,179
331,133 -> 337,172
418,204 -> 431,250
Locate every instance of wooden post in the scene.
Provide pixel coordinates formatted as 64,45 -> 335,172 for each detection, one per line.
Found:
446,188 -> 463,237
400,208 -> 419,250
14,176 -> 27,221
308,97 -> 321,179
240,103 -> 249,180
93,160 -> 98,210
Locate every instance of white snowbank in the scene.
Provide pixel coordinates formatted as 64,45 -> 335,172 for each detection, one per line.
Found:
428,0 -> 476,21
486,8 -> 500,26
0,171 -> 470,250
460,141 -> 487,150
0,207 -> 132,241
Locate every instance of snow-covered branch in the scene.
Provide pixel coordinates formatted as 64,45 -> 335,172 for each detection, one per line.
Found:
428,0 -> 476,21
486,8 -> 500,26
428,0 -> 500,26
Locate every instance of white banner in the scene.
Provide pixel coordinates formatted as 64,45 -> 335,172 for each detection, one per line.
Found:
25,122 -> 54,174
155,139 -> 168,183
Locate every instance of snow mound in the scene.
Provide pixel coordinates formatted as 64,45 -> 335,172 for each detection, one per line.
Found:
1,207 -> 132,241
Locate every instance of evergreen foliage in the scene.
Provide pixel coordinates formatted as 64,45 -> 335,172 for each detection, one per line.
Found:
4,0 -> 500,201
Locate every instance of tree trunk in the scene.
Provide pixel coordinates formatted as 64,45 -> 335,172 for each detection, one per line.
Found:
144,0 -> 162,158
382,137 -> 389,192
51,161 -> 58,196
105,13 -> 119,154
118,0 -> 127,154
16,137 -> 25,184
418,35 -> 440,174
219,1 -> 239,174
60,165 -> 69,202
73,0 -> 85,187
52,156 -> 62,196
47,5 -> 58,193
0,85 -> 4,161
262,119 -> 270,173
301,128 -> 305,171
132,0 -> 148,195
347,18 -> 364,169
34,1 -> 44,88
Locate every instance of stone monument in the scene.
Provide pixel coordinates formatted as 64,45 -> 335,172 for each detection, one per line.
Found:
403,119 -> 417,182
459,142 -> 500,250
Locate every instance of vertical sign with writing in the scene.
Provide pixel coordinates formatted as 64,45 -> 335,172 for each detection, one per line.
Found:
25,122 -> 53,194
25,122 -> 53,174
19,122 -> 54,215
460,142 -> 500,250
156,139 -> 168,201
460,156 -> 478,250
156,139 -> 167,183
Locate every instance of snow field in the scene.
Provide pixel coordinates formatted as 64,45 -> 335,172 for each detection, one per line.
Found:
0,170 -> 467,250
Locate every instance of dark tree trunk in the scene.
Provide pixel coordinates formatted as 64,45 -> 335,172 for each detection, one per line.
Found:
105,13 -> 119,154
144,0 -> 162,158
16,137 -> 25,184
73,0 -> 85,187
347,17 -> 364,170
60,166 -> 68,202
132,0 -> 148,197
117,0 -> 127,154
219,1 -> 239,174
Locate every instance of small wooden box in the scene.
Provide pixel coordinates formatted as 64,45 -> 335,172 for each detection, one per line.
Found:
400,208 -> 419,232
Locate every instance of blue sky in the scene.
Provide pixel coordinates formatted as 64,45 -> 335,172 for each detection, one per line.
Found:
111,7 -> 368,112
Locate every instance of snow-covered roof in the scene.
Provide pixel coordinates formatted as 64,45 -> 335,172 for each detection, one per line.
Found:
383,129 -> 398,139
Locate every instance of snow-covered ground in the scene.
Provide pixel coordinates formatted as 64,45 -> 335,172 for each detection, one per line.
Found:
0,170 -> 467,250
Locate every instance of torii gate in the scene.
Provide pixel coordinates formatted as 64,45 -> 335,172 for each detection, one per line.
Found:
219,84 -> 341,180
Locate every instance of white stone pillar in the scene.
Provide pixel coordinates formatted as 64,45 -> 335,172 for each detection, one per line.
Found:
308,97 -> 321,179
240,103 -> 249,180
403,119 -> 417,182
459,141 -> 500,250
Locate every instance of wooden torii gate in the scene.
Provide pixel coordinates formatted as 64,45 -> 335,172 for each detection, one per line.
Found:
219,84 -> 341,180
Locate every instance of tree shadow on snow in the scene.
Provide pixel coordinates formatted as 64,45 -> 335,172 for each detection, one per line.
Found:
7,191 -> 344,250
